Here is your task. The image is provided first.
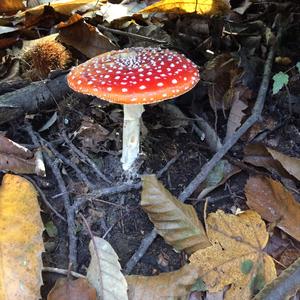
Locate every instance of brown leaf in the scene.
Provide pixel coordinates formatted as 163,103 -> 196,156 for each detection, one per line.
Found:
225,98 -> 248,142
47,278 -> 97,300
243,144 -> 290,178
141,175 -> 210,254
245,176 -> 300,241
0,0 -> 24,14
266,148 -> 300,181
190,210 -> 276,299
0,174 -> 44,299
202,53 -> 246,110
0,153 -> 38,174
126,264 -> 199,300
58,14 -> 118,58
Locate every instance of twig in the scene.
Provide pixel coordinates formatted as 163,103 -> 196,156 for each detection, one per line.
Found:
61,130 -> 112,184
38,134 -> 95,190
46,156 -> 78,270
124,22 -> 282,274
42,267 -> 85,279
97,24 -> 170,45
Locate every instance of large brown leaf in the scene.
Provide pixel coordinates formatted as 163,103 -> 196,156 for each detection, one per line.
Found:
141,175 -> 210,254
245,176 -> 300,241
58,14 -> 118,58
0,174 -> 44,300
126,264 -> 199,300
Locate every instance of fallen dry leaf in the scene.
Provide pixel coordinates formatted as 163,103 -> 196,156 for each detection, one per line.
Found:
245,176 -> 300,241
141,175 -> 210,254
86,237 -> 128,300
202,53 -> 246,111
266,148 -> 300,181
17,0 -> 100,18
58,14 -> 118,58
47,278 -> 97,300
127,264 -> 199,300
0,174 -> 44,300
197,160 -> 241,201
190,210 -> 276,299
243,143 -> 290,178
225,98 -> 248,142
0,0 -> 24,14
140,0 -> 230,15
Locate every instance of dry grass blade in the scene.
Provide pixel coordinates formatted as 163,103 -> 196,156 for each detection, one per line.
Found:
126,264 -> 199,300
86,237 -> 128,300
141,175 -> 210,255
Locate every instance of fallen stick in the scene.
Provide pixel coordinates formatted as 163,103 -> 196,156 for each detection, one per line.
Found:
0,74 -> 70,124
124,23 -> 281,274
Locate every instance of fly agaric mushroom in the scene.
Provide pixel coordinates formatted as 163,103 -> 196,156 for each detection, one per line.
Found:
67,47 -> 199,171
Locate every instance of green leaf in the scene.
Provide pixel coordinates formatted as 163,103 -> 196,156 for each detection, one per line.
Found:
296,62 -> 300,73
191,278 -> 207,292
250,273 -> 265,295
272,71 -> 289,94
45,221 -> 58,238
241,259 -> 253,274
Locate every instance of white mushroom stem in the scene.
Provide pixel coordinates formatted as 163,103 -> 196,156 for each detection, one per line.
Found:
121,104 -> 145,171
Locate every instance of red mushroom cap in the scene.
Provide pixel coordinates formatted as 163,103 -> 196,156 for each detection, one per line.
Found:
67,47 -> 200,104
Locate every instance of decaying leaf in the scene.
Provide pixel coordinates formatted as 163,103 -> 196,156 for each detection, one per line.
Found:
126,264 -> 199,300
58,14 -> 118,58
140,0 -> 230,16
243,143 -> 290,178
47,278 -> 97,300
202,53 -> 249,111
86,237 -> 128,300
245,176 -> 300,241
190,210 -> 276,299
141,175 -> 210,254
225,98 -> 248,142
197,160 -> 241,201
0,174 -> 44,300
0,0 -> 24,14
266,147 -> 300,181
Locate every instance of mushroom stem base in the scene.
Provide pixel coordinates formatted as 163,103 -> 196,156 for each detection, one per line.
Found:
121,104 -> 144,171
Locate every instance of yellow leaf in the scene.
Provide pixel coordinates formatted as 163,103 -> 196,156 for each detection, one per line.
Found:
0,174 -> 44,300
190,210 -> 276,300
140,0 -> 230,16
0,0 -> 24,13
126,264 -> 199,300
245,176 -> 300,241
17,0 -> 102,17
